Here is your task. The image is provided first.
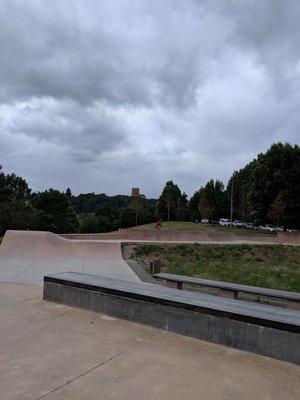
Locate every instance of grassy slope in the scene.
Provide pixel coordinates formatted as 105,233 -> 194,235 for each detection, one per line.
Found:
133,221 -> 275,236
132,243 -> 300,292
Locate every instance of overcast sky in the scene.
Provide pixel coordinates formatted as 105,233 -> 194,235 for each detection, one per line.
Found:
1,0 -> 299,198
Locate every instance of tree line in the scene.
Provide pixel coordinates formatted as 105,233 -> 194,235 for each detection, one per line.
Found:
0,143 -> 299,235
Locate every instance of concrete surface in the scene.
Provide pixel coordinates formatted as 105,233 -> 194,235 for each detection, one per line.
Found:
1,283 -> 299,400
62,229 -> 278,244
43,272 -> 300,364
1,230 -> 299,399
0,231 -> 140,284
2,229 -> 297,286
1,230 -> 279,286
277,231 -> 300,244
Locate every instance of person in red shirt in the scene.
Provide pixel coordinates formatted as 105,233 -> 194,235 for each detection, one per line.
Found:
155,219 -> 163,229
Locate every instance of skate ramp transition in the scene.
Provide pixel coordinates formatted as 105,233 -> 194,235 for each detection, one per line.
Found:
0,230 -> 140,284
0,230 -> 123,260
62,229 -> 277,244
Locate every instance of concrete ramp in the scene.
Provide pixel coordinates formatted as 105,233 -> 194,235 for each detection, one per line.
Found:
0,230 -> 123,260
0,230 -> 140,285
62,229 -> 277,244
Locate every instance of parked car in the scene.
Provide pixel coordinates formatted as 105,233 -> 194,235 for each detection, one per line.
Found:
244,222 -> 254,229
201,218 -> 209,224
232,220 -> 245,228
260,224 -> 277,232
275,226 -> 284,232
219,218 -> 230,227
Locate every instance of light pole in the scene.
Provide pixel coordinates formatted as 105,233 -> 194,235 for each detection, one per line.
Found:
230,178 -> 234,227
242,181 -> 246,222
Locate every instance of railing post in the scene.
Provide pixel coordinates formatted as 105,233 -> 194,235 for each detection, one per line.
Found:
166,281 -> 178,289
287,300 -> 300,311
149,259 -> 161,274
220,289 -> 237,299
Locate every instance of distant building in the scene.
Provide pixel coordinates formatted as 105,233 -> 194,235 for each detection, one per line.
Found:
131,187 -> 145,198
131,187 -> 140,197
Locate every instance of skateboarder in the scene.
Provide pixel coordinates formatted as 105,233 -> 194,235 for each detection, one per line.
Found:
155,218 -> 163,229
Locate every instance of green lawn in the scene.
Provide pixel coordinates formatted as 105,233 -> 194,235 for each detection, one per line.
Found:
133,221 -> 275,236
132,243 -> 300,292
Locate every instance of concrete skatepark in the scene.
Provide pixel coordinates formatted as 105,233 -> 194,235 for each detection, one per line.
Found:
62,228 -> 300,244
0,229 -> 299,399
2,229 -> 297,286
0,230 -> 140,285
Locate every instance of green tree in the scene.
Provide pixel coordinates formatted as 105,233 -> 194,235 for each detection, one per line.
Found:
227,143 -> 300,227
267,193 -> 285,227
32,189 -> 79,233
189,189 -> 202,221
198,180 -> 227,221
156,181 -> 185,221
120,209 -> 136,228
79,213 -> 99,233
129,196 -> 144,226
97,215 -> 112,232
0,167 -> 36,235
138,208 -> 156,225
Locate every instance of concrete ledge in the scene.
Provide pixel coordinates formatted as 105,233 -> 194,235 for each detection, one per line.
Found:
153,273 -> 300,309
43,272 -> 300,364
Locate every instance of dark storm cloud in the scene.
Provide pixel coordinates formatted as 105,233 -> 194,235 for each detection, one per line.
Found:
0,0 -> 226,108
0,0 -> 299,196
0,5 -> 147,106
2,99 -> 127,161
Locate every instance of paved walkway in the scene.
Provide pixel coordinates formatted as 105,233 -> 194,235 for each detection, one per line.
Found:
0,283 -> 299,400
0,258 -> 140,285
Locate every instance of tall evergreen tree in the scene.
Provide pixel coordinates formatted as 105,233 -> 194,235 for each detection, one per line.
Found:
197,180 -> 227,221
156,181 -> 186,221
227,143 -> 300,227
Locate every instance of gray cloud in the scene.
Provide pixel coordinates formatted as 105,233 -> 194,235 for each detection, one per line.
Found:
0,0 -> 299,197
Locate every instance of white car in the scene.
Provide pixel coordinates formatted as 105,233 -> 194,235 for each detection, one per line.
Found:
232,220 -> 245,228
219,218 -> 230,227
260,224 -> 276,232
201,218 -> 209,224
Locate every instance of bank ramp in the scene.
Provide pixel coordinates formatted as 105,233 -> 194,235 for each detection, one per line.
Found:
0,230 -> 140,285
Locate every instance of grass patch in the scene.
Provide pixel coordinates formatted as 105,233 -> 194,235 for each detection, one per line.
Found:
133,221 -> 275,236
132,243 -> 300,292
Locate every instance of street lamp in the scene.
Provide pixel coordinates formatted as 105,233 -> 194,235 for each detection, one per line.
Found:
230,178 -> 234,227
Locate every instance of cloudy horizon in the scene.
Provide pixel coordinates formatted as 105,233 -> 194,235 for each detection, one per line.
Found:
1,0 -> 299,198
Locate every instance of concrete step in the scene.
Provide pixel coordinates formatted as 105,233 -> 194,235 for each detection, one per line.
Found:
125,260 -> 156,283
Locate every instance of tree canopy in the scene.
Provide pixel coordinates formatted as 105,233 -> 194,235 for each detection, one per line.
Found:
0,166 -> 36,235
226,143 -> 300,227
197,180 -> 227,221
31,189 -> 79,233
1,142 -> 299,234
156,181 -> 187,221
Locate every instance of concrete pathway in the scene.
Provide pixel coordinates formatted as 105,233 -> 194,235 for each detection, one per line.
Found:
0,258 -> 140,285
0,283 -> 299,400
